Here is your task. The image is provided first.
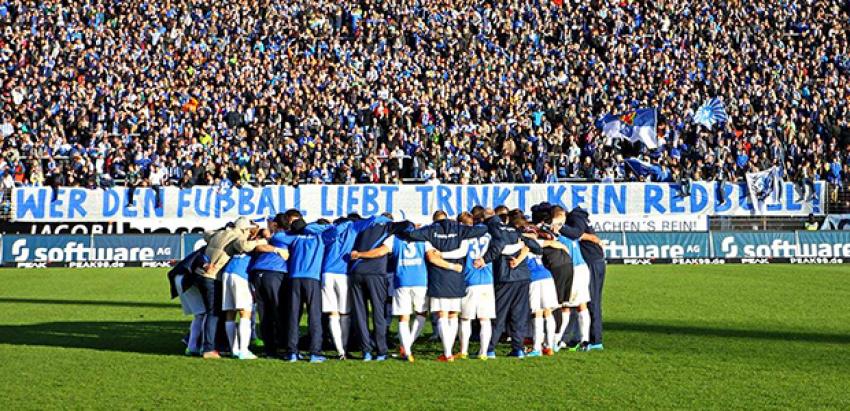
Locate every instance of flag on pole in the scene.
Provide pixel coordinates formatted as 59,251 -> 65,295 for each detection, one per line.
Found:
745,166 -> 783,213
693,97 -> 728,129
599,107 -> 658,149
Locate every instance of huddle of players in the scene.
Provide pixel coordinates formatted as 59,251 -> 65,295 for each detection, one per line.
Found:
170,204 -> 601,363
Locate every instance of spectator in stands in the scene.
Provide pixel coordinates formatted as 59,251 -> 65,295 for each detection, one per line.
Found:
0,0 -> 848,193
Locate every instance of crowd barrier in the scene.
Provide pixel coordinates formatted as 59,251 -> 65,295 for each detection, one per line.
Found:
1,231 -> 848,268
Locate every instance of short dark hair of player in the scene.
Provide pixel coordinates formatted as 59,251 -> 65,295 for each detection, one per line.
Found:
432,210 -> 448,222
470,206 -> 486,223
381,212 -> 394,220
457,211 -> 474,226
316,218 -> 331,225
272,213 -> 290,230
494,205 -> 509,223
284,208 -> 303,223
509,214 -> 530,230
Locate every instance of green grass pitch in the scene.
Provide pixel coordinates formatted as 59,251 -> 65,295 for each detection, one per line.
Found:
1,265 -> 849,410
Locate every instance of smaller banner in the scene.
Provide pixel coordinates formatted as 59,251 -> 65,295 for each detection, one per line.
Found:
591,215 -> 708,232
2,234 -> 180,263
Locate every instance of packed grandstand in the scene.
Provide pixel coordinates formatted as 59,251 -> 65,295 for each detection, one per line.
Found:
0,0 -> 849,208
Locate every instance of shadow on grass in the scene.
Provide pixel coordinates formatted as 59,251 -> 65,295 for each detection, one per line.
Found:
606,321 -> 850,344
0,321 -> 186,355
0,297 -> 177,309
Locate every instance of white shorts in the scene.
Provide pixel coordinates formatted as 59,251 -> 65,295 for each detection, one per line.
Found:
392,286 -> 429,316
429,297 -> 462,313
222,272 -> 253,311
529,278 -> 560,312
322,273 -> 350,314
563,265 -> 591,307
461,284 -> 496,319
175,274 -> 205,316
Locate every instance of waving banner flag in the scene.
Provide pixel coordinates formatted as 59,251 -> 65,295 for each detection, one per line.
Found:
599,107 -> 658,149
746,166 -> 783,212
693,97 -> 728,129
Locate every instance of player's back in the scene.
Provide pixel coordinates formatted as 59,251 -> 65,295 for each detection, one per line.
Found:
462,232 -> 493,286
528,254 -> 553,282
392,238 -> 428,288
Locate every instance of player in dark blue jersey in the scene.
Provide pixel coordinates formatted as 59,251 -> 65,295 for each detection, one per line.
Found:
405,210 -> 486,362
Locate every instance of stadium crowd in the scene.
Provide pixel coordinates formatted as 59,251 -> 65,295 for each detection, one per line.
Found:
1,0 -> 850,194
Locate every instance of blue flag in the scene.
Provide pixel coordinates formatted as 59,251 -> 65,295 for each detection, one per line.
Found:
693,98 -> 728,129
599,108 -> 658,149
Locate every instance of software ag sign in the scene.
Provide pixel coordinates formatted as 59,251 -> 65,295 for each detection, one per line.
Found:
2,235 -> 180,263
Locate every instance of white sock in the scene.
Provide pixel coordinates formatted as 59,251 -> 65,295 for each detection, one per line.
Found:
330,316 -> 345,355
188,315 -> 203,352
545,315 -> 556,350
438,317 -> 451,357
479,319 -> 492,356
533,316 -> 544,352
239,319 -> 252,353
225,321 -> 237,353
398,321 -> 411,355
411,315 -> 427,341
447,317 -> 459,356
459,319 -> 472,355
340,315 -> 351,350
579,310 -> 590,343
555,310 -> 571,343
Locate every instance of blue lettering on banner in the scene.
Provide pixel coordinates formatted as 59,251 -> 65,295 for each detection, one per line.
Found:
436,185 -> 453,216
644,185 -> 664,213
362,185 -> 379,215
571,185 -> 588,210
690,183 -> 708,213
9,183 -> 829,224
15,188 -> 46,219
467,186 -> 487,210
239,188 -> 255,215
380,186 -> 398,214
493,186 -> 511,208
257,187 -> 275,216
346,185 -> 359,216
669,186 -> 685,213
547,185 -> 567,207
603,185 -> 626,214
515,185 -> 529,212
177,189 -> 191,218
415,185 -> 433,216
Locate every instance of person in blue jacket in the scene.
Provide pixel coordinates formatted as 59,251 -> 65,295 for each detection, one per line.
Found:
474,206 -> 543,359
248,213 -> 291,358
278,217 -> 331,364
348,217 -> 414,361
317,213 -> 390,360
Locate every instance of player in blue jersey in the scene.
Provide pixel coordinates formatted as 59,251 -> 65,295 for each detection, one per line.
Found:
277,217 -> 331,363
221,218 -> 289,360
456,210 -> 496,360
317,213 -> 390,360
390,231 -> 430,362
